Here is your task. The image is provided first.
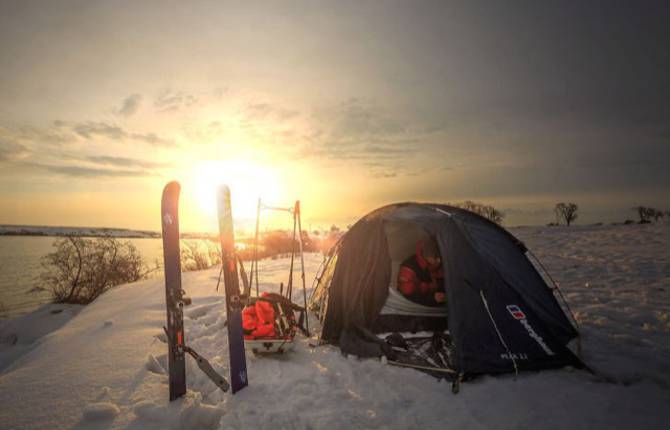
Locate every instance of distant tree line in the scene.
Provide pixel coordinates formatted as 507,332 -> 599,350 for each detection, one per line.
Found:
546,202 -> 669,226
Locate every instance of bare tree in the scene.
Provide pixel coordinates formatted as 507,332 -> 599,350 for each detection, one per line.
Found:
39,236 -> 148,304
451,200 -> 505,224
554,203 -> 579,226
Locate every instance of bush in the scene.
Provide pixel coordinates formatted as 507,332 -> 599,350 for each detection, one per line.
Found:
450,201 -> 505,224
633,206 -> 665,223
39,236 -> 148,304
180,239 -> 221,271
233,229 -> 339,261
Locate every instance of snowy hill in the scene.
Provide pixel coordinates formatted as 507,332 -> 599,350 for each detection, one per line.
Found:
1,223 -> 669,429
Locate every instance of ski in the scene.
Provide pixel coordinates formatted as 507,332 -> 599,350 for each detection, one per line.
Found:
161,181 -> 187,401
162,181 -> 230,399
217,185 -> 248,394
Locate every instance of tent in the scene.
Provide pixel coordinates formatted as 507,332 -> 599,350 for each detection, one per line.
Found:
309,203 -> 583,378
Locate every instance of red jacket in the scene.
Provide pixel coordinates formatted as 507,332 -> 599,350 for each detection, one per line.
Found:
397,242 -> 445,306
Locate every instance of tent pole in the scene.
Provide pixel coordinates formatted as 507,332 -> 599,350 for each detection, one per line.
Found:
287,203 -> 297,301
295,200 -> 310,335
251,198 -> 261,297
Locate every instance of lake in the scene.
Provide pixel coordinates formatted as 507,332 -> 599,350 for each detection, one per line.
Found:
0,236 -> 165,319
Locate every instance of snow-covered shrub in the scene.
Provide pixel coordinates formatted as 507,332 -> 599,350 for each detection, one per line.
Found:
38,236 -> 147,304
180,239 -> 221,271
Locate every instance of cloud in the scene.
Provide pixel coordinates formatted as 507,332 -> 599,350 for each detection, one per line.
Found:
117,94 -> 142,117
0,140 -> 29,161
2,146 -> 165,178
1,146 -> 166,177
154,91 -> 198,113
299,98 -> 439,176
71,121 -> 174,146
0,120 -> 169,177
86,155 -> 167,169
243,102 -> 298,121
372,171 -> 398,179
74,122 -> 126,140
25,162 -> 153,178
1,123 -> 75,147
129,132 -> 173,146
314,98 -> 409,140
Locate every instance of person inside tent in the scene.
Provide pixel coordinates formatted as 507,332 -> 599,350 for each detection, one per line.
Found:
397,238 -> 445,307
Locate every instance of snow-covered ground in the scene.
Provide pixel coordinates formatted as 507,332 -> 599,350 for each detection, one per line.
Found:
1,223 -> 669,429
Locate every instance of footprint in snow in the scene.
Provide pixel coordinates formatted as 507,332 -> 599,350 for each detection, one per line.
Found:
81,402 -> 120,422
146,354 -> 165,374
155,332 -> 167,343
186,303 -> 219,320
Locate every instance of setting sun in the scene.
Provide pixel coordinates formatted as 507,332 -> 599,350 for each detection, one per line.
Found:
182,159 -> 284,233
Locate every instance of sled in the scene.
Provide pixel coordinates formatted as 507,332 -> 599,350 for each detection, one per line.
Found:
245,337 -> 296,354
242,292 -> 307,355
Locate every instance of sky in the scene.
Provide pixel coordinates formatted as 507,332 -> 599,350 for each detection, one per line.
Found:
1,0 -> 668,233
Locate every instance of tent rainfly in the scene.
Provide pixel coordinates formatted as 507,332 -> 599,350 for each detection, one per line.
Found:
309,203 -> 584,378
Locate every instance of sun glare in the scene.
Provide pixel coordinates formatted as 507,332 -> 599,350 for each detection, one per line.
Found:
186,159 -> 283,230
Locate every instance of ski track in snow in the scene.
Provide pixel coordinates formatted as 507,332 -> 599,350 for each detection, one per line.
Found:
0,223 -> 669,429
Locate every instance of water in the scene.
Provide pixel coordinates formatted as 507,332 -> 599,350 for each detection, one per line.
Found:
0,236 -> 164,319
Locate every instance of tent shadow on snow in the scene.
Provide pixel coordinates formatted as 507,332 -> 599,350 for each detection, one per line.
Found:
309,203 -> 585,381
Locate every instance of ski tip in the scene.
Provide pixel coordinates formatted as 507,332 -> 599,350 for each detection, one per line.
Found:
163,181 -> 181,194
217,185 -> 231,203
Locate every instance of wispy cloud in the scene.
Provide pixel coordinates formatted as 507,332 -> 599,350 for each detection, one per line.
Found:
74,122 -> 126,140
117,94 -> 142,117
71,121 -> 175,147
27,162 -> 152,178
1,123 -> 75,147
85,155 -> 167,169
154,91 -> 198,113
298,98 -> 440,177
0,120 -> 169,178
243,102 -> 299,121
0,140 -> 29,161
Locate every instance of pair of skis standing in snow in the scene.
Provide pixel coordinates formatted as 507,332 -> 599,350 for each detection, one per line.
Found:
161,182 -> 247,400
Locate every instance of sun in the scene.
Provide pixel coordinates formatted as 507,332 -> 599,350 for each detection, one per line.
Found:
184,159 -> 284,232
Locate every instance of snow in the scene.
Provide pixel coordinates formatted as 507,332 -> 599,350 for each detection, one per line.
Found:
1,223 -> 669,429
82,402 -> 121,421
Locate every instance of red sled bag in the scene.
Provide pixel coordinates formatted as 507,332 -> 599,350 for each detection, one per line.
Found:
241,292 -> 305,354
242,299 -> 276,339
